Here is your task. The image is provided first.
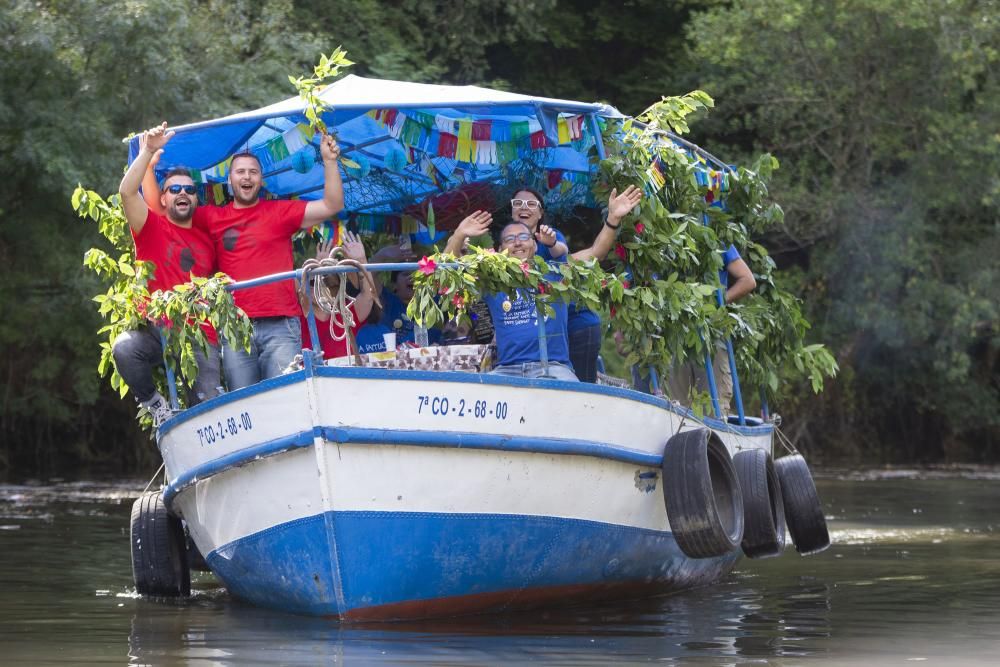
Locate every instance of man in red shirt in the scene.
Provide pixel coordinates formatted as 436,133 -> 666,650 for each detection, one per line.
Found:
112,124 -> 221,425
194,132 -> 344,389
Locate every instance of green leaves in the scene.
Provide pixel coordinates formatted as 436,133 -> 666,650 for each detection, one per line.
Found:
75,186 -> 253,430
289,47 -> 354,135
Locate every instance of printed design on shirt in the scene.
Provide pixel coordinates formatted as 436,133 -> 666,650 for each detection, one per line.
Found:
222,227 -> 241,251
165,240 -> 198,274
499,291 -> 550,328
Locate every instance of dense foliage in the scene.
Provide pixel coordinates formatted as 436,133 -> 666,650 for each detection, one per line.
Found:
0,0 -> 996,476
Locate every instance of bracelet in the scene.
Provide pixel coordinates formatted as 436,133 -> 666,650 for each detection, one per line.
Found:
604,220 -> 621,230
542,240 -> 556,248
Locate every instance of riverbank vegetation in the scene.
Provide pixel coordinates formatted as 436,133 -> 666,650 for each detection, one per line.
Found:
0,0 -> 995,476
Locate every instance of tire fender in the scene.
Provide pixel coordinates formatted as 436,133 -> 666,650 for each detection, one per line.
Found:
775,453 -> 830,555
661,428 -> 744,559
130,490 -> 191,597
733,448 -> 786,558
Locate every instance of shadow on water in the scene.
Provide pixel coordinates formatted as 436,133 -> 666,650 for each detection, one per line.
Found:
2,472 -> 999,665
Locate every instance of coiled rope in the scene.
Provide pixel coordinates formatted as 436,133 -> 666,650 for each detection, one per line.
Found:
299,249 -> 381,359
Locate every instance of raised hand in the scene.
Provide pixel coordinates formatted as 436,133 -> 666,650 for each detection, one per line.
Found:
535,224 -> 557,248
456,210 -> 492,239
143,121 -> 174,157
315,238 -> 335,261
341,231 -> 367,263
608,185 -> 643,224
320,132 -> 341,163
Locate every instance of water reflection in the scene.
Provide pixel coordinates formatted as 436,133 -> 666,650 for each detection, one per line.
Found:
2,474 -> 1000,665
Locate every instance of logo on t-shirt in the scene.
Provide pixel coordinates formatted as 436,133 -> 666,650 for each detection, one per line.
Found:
222,227 -> 241,251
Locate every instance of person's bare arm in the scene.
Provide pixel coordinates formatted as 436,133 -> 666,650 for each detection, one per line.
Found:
444,211 -> 492,255
570,185 -> 643,262
341,231 -> 375,321
724,257 -> 756,303
141,148 -> 166,216
301,133 -> 345,228
119,123 -> 173,233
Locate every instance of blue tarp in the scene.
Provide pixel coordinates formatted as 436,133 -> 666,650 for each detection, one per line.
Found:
129,74 -> 626,222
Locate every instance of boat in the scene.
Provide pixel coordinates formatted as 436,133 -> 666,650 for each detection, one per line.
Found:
126,75 -> 830,620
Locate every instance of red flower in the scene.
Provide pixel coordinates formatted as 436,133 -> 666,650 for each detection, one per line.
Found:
705,190 -> 715,204
520,261 -> 530,275
635,222 -> 645,235
417,256 -> 437,275
610,305 -> 617,318
537,283 -> 548,294
622,280 -> 631,289
614,244 -> 627,261
452,293 -> 465,308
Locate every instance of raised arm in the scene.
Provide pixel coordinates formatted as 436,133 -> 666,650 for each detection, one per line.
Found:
301,133 -> 345,228
341,231 -> 375,322
535,224 -> 567,259
444,211 -> 493,255
141,147 -> 166,216
570,185 -> 643,262
119,122 -> 173,233
724,257 -> 756,303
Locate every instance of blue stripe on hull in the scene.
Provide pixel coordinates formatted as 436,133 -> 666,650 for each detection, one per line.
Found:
206,511 -> 740,619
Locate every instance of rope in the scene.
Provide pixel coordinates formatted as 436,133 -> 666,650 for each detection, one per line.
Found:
142,462 -> 165,495
299,250 -> 381,359
774,425 -> 800,456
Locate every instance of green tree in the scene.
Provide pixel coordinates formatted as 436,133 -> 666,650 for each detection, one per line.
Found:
686,0 -> 999,460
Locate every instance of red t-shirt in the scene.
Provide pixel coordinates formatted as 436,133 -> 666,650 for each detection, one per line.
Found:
194,199 -> 308,318
133,210 -> 218,345
299,304 -> 362,360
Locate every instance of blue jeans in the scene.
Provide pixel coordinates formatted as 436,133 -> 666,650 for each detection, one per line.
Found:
222,316 -> 301,390
568,323 -> 601,384
112,326 -> 221,405
490,361 -> 579,382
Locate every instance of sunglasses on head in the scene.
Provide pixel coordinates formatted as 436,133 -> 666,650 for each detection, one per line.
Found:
165,184 -> 197,195
510,198 -> 541,210
501,232 -> 533,244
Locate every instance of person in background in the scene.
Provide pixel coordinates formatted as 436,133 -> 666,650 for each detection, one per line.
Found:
299,232 -> 376,361
666,245 -> 757,412
113,123 -> 221,425
448,186 -> 642,380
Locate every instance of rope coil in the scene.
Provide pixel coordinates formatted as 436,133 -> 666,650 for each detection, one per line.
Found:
299,249 -> 381,359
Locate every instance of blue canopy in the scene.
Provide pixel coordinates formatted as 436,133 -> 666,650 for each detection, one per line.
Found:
129,74 -> 630,229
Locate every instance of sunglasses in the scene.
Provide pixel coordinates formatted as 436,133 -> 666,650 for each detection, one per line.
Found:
165,184 -> 198,195
510,199 -> 541,210
501,232 -> 533,244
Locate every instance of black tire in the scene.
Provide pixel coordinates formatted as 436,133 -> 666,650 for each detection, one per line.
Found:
733,449 -> 786,558
774,453 -> 830,555
662,428 -> 744,559
130,490 -> 191,597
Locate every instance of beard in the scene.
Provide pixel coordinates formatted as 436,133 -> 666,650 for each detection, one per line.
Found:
231,182 -> 260,206
169,200 -> 195,223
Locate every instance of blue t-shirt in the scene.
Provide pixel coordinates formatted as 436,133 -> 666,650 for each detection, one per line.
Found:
542,228 -> 601,332
378,286 -> 441,345
356,323 -> 392,353
720,245 -> 741,287
484,279 -> 570,366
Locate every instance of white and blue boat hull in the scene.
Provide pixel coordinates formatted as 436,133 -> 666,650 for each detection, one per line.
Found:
157,365 -> 772,619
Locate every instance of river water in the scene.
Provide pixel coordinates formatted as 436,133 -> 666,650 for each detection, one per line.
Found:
1,471 -> 999,665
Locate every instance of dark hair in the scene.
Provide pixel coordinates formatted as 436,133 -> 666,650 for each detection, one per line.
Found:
161,167 -> 195,190
499,221 -> 534,240
230,151 -> 261,170
512,186 -> 544,209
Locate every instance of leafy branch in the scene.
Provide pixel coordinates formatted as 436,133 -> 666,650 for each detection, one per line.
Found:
73,186 -> 253,426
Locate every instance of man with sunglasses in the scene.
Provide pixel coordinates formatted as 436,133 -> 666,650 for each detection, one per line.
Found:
112,123 -> 221,425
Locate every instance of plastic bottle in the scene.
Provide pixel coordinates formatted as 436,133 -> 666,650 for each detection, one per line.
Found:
414,324 -> 429,348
